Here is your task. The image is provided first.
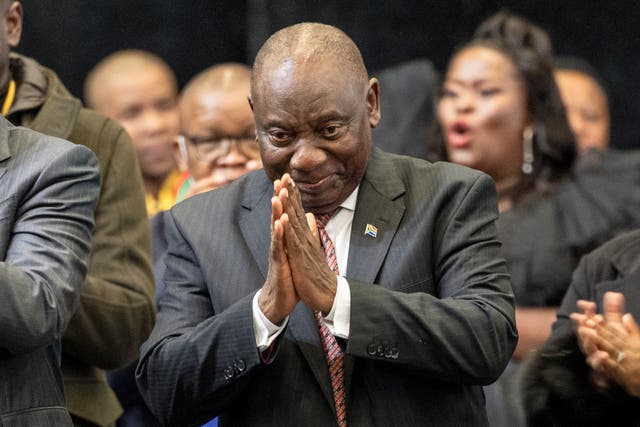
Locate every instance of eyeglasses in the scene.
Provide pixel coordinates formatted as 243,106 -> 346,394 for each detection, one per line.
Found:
178,133 -> 259,163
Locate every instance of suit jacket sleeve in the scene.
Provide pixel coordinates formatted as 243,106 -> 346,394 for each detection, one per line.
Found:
61,122 -> 155,369
137,206 -> 261,426
0,143 -> 100,355
347,173 -> 517,384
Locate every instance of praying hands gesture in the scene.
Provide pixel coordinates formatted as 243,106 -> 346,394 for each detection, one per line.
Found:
571,292 -> 640,397
258,173 -> 338,324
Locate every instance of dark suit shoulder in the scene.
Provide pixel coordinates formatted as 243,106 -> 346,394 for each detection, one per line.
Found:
9,125 -> 94,160
580,229 -> 640,281
369,148 -> 488,190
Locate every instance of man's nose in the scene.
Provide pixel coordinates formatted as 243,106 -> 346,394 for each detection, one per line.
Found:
140,109 -> 168,135
289,140 -> 327,171
217,143 -> 250,166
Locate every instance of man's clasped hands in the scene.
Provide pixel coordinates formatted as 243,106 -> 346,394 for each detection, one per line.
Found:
258,173 -> 339,325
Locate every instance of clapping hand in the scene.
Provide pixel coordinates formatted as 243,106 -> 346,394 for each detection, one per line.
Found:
572,292 -> 640,397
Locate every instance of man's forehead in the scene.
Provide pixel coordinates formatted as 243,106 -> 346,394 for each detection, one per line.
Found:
257,57 -> 361,96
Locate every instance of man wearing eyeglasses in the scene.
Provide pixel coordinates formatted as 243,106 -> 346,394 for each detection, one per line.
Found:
175,62 -> 262,201
109,63 -> 261,427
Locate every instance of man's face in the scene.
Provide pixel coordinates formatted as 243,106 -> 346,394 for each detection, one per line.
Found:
179,86 -> 261,184
96,64 -> 179,180
252,58 -> 380,214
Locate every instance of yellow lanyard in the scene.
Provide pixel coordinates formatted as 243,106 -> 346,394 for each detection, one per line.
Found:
1,80 -> 16,116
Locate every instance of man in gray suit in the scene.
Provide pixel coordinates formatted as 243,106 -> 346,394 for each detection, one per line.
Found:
0,115 -> 99,425
137,23 -> 517,426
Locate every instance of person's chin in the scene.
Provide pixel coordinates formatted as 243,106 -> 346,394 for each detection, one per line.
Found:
299,189 -> 342,213
145,166 -> 176,180
446,148 -> 476,168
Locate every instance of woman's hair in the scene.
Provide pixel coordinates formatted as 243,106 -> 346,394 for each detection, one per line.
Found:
554,55 -> 609,103
431,11 -> 576,201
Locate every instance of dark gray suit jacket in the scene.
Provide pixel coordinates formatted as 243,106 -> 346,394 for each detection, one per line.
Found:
137,148 -> 517,427
0,117 -> 99,426
523,229 -> 640,426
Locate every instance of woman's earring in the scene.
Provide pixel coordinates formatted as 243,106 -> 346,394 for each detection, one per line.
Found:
522,126 -> 534,174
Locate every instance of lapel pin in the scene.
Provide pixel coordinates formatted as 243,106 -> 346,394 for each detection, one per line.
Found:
364,223 -> 378,238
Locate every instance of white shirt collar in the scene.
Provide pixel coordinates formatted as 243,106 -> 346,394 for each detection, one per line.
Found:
339,185 -> 359,212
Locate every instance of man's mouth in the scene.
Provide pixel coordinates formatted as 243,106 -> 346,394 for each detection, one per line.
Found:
294,174 -> 334,193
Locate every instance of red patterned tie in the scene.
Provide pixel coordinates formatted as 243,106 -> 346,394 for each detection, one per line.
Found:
314,210 -> 347,427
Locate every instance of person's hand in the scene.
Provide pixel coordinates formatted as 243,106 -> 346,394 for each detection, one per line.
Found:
589,293 -> 640,398
616,313 -> 640,397
571,299 -> 598,356
572,299 -> 611,390
279,174 -> 338,315
258,178 -> 299,324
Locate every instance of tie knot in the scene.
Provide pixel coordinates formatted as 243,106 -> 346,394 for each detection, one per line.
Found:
315,208 -> 339,229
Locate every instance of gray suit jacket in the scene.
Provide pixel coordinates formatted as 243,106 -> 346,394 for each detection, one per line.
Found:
0,117 -> 99,426
137,148 -> 517,427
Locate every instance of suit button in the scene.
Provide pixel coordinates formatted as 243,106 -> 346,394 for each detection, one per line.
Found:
390,348 -> 399,359
384,347 -> 393,359
234,359 -> 246,373
367,343 -> 377,356
376,345 -> 385,357
223,366 -> 235,380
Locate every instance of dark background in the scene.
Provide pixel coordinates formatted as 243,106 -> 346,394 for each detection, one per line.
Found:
17,0 -> 640,150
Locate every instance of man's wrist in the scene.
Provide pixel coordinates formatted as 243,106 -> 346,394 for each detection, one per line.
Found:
258,288 -> 286,325
253,289 -> 288,350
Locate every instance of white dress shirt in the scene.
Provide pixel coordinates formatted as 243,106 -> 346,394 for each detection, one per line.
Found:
253,187 -> 359,350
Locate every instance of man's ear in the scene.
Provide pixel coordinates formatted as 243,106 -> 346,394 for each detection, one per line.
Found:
5,2 -> 23,48
174,136 -> 189,172
366,77 -> 381,129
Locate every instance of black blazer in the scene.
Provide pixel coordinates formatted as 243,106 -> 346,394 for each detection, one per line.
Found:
137,148 -> 517,427
522,229 -> 640,426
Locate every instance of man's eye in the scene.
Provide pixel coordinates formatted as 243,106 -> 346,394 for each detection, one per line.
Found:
322,124 -> 344,139
156,98 -> 177,111
269,130 -> 291,144
118,107 -> 141,120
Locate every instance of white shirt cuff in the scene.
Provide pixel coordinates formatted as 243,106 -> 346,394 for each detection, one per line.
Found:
252,289 -> 288,350
321,276 -> 351,339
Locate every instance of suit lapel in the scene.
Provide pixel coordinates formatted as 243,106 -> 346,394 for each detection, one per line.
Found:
238,173 -> 272,279
0,117 -> 13,180
347,148 -> 406,283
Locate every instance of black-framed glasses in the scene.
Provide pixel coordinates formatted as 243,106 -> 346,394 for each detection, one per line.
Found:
178,133 -> 259,163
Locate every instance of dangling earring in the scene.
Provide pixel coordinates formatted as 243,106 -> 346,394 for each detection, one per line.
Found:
521,126 -> 534,174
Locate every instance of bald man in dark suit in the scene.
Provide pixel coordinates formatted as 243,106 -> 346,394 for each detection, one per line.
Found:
137,23 -> 517,427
